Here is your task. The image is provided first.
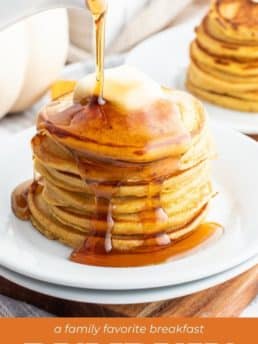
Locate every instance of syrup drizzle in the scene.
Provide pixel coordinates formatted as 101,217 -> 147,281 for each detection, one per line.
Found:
74,155 -> 118,254
86,0 -> 107,103
71,223 -> 223,267
11,180 -> 32,221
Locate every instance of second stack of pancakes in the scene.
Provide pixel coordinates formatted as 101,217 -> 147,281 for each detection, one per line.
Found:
28,66 -> 214,253
187,0 -> 258,112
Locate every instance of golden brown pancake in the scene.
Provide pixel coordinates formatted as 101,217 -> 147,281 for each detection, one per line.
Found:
209,0 -> 258,43
187,0 -> 258,112
28,182 -> 210,251
12,66 -> 215,266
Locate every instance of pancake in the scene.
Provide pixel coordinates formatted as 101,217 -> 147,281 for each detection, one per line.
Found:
190,41 -> 258,78
209,0 -> 258,43
12,65 -> 215,266
187,79 -> 258,112
197,17 -> 258,60
186,0 -> 258,112
41,161 -> 211,215
28,182 -> 210,251
188,61 -> 258,104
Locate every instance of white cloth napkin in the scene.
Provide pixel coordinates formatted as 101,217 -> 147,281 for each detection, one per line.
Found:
0,295 -> 52,317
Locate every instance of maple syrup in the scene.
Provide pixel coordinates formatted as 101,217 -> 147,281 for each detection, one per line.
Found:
71,223 -> 223,267
11,180 -> 32,221
86,0 -> 107,103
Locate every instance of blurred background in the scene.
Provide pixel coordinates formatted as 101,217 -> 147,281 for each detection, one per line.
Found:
0,0 -> 207,132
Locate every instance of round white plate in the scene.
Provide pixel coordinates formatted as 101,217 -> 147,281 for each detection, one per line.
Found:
0,256 -> 257,305
1,125 -> 258,290
126,20 -> 258,134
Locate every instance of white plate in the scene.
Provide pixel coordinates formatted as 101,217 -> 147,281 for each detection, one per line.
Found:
1,125 -> 258,290
126,20 -> 258,134
0,256 -> 257,305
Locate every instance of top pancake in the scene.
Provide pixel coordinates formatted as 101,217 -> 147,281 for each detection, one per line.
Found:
210,0 -> 258,43
37,66 -> 206,163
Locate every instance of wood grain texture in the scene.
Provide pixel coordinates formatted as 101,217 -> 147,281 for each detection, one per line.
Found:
0,265 -> 257,317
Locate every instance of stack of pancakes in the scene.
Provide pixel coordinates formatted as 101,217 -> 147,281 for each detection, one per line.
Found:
18,66 -> 215,253
187,0 -> 258,112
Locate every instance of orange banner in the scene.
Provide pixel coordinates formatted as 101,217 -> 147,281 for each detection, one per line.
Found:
0,318 -> 257,344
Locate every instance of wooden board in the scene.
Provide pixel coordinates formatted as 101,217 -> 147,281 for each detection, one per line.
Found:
0,265 -> 257,317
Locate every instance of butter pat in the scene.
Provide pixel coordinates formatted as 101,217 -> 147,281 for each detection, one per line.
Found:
73,65 -> 166,109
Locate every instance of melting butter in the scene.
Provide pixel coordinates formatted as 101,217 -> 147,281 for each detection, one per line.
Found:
73,65 -> 168,109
